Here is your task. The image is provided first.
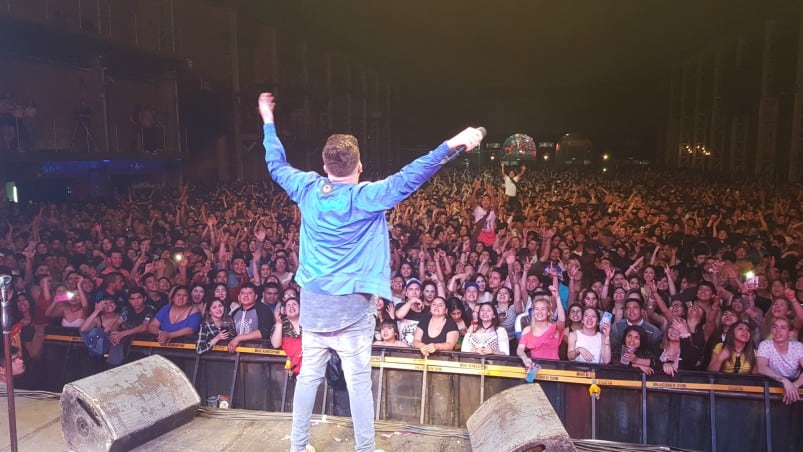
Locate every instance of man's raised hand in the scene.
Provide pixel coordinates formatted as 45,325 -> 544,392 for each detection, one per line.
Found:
258,93 -> 275,124
446,127 -> 484,153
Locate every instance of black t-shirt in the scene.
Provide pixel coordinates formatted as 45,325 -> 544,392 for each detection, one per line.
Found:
416,316 -> 458,344
146,292 -> 169,311
119,305 -> 156,331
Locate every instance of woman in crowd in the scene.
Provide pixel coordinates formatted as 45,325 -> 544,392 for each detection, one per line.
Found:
579,288 -> 601,310
211,282 -> 237,314
640,265 -> 658,299
271,256 -> 294,289
148,285 -> 202,346
282,286 -> 300,302
79,297 -> 121,343
565,303 -> 585,334
567,307 -> 611,364
374,319 -> 408,348
373,296 -> 395,340
707,321 -> 755,374
517,286 -> 565,365
270,297 -> 302,374
756,317 -> 803,404
461,302 -> 509,355
44,282 -> 88,328
492,285 -> 519,342
614,325 -> 656,375
610,286 -> 628,322
658,318 -> 703,376
560,303 -> 584,360
420,280 -> 440,308
448,298 -> 469,348
413,296 -> 459,357
471,273 -> 492,303
196,298 -> 235,354
702,306 -> 739,367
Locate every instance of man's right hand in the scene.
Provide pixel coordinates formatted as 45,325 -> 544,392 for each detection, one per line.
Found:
446,127 -> 484,152
258,93 -> 275,125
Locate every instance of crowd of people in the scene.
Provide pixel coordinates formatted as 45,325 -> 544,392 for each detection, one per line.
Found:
0,163 -> 802,401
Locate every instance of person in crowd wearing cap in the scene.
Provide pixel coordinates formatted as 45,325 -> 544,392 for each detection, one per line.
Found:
610,292 -> 664,354
460,281 -> 481,316
395,278 -> 428,347
259,92 -> 484,452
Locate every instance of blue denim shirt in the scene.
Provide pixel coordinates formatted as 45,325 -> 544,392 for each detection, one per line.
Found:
263,124 -> 452,304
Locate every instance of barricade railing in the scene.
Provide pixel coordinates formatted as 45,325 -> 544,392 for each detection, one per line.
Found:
42,332 -> 802,452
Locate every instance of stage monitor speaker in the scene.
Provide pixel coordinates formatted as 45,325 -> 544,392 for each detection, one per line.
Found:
60,355 -> 200,452
466,383 -> 576,452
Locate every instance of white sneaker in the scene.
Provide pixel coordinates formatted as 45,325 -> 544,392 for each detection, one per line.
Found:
291,446 -> 315,452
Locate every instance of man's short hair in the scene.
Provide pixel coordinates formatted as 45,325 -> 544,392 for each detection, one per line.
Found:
322,134 -> 360,177
141,272 -> 156,285
239,282 -> 258,294
261,281 -> 281,293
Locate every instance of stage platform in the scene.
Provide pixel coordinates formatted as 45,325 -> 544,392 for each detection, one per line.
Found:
0,392 -> 692,451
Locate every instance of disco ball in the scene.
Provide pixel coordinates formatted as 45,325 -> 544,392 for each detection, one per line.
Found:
502,133 -> 537,157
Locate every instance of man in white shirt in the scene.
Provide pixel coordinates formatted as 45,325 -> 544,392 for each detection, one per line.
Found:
502,163 -> 526,209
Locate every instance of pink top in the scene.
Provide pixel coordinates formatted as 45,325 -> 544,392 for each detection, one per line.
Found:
520,323 -> 561,360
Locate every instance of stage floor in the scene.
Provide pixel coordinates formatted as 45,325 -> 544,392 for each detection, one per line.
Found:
0,393 -> 692,451
0,393 -> 472,451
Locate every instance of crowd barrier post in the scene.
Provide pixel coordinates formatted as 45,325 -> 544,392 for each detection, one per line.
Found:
374,350 -> 386,421
228,351 -> 241,405
419,356 -> 428,424
280,369 -> 290,413
763,381 -> 772,452
191,353 -> 201,386
708,374 -> 717,452
60,339 -> 76,384
478,357 -> 487,404
590,377 -> 597,440
640,373 -> 647,445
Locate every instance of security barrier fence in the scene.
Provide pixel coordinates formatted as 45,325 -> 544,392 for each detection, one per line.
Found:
40,330 -> 802,452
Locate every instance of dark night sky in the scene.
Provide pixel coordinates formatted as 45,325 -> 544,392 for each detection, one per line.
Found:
254,1 -> 793,155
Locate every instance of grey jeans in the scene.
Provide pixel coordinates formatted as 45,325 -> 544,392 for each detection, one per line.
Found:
290,311 -> 375,451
